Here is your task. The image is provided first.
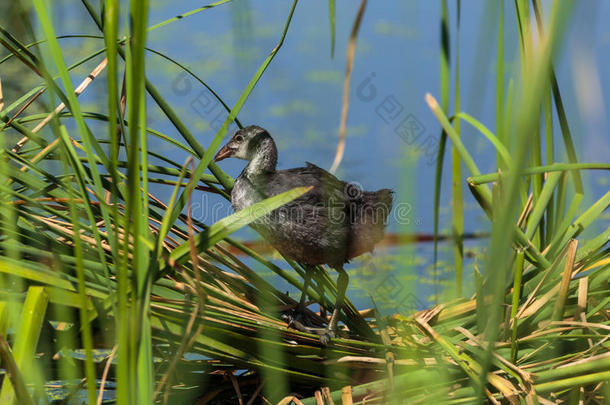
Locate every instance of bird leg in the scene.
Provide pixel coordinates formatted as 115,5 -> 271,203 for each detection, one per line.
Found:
320,266 -> 348,345
296,265 -> 315,316
284,266 -> 349,345
283,265 -> 323,331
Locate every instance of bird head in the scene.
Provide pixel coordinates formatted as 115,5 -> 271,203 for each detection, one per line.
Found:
214,125 -> 270,162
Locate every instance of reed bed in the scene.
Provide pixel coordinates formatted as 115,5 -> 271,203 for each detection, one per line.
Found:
0,1 -> 608,404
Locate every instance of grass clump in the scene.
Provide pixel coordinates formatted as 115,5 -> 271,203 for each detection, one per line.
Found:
0,1 -> 607,404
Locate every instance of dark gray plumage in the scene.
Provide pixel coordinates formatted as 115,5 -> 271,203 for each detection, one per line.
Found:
214,125 -> 393,343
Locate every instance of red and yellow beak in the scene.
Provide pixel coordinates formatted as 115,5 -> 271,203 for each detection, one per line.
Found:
213,144 -> 234,162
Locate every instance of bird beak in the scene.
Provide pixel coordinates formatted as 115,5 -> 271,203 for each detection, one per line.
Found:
213,144 -> 234,162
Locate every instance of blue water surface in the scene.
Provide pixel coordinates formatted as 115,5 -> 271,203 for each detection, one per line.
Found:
47,0 -> 610,312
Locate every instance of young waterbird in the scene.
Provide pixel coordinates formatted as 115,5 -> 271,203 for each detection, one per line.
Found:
214,125 -> 393,344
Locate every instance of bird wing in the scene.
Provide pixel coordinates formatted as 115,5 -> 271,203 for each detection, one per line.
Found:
250,162 -> 349,209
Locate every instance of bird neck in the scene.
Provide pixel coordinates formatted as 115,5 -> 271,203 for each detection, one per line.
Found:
245,136 -> 277,176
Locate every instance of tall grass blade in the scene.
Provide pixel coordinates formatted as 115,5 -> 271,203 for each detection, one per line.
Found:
328,0 -> 335,57
452,0 -> 464,297
0,286 -> 48,404
433,0 -> 451,303
169,186 -> 311,264
167,0 -> 298,232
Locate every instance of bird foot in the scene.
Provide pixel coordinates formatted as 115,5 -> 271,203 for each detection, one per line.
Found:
282,313 -> 337,345
283,303 -> 325,329
282,313 -> 310,333
319,329 -> 335,346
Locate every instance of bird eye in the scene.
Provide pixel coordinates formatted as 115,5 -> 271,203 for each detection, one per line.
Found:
234,135 -> 244,142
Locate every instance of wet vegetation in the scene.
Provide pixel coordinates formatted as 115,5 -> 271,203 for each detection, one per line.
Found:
0,0 -> 608,404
